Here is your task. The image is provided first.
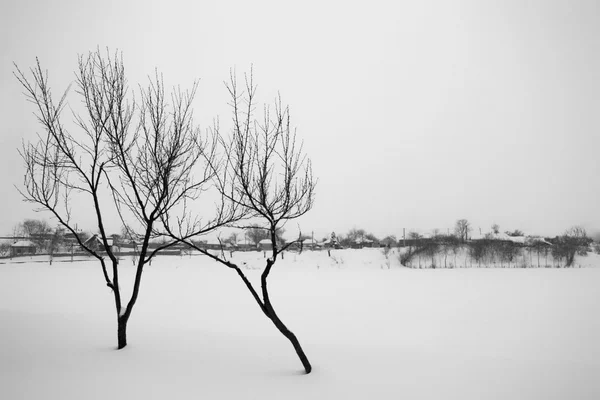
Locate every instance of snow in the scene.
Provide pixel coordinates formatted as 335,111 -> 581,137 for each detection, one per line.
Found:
1,248 -> 599,399
9,240 -> 36,247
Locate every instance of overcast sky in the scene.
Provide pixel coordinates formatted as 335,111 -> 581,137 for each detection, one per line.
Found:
1,0 -> 599,239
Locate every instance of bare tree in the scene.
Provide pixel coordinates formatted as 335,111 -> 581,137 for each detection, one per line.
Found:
454,219 -> 471,242
491,223 -> 500,234
15,219 -> 52,249
244,226 -> 269,245
244,225 -> 285,246
400,231 -> 423,267
380,235 -> 397,247
0,243 -> 10,257
48,227 -> 65,263
15,50 -> 237,349
506,229 -> 524,237
498,241 -> 520,268
552,226 -> 591,267
468,239 -> 491,268
167,70 -> 316,374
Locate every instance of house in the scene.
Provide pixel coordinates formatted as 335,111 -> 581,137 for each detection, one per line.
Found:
258,239 -> 272,251
82,234 -> 113,252
469,232 -> 552,247
258,239 -> 286,251
351,238 -> 375,249
10,240 -> 37,257
525,236 -> 553,247
321,238 -> 342,249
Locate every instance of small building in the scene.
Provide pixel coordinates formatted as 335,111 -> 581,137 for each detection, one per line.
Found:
351,238 -> 375,249
235,242 -> 255,251
258,239 -> 272,251
321,238 -> 342,249
10,240 -> 37,257
83,234 -> 113,252
258,239 -> 286,251
293,238 -> 320,251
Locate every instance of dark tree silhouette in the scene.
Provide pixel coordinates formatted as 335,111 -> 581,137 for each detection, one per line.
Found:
15,219 -> 52,248
244,226 -> 285,246
506,229 -> 525,237
15,49 -> 237,349
166,70 -> 316,374
454,219 -> 471,242
491,224 -> 500,234
552,226 -> 591,267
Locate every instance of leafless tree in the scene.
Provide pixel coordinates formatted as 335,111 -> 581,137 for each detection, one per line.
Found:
48,227 -> 65,264
15,49 -> 237,349
506,229 -> 524,237
0,243 -> 10,257
166,70 -> 316,374
438,234 -> 460,268
244,225 -> 285,246
552,226 -> 592,267
454,219 -> 471,242
15,219 -> 52,248
491,223 -> 500,234
380,235 -> 397,247
225,232 -> 238,246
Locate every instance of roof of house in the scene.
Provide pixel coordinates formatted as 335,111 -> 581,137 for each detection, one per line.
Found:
11,240 -> 36,248
84,234 -> 113,246
470,232 -> 505,240
525,236 -> 553,246
469,232 -> 551,245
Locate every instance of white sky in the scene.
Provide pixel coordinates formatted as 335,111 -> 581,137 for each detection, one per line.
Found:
1,0 -> 599,239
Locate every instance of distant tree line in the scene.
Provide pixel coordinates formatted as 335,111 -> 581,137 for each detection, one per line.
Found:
398,221 -> 593,269
3,218 -> 91,257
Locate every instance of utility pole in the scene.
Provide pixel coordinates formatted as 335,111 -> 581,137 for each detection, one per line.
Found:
403,228 -> 406,247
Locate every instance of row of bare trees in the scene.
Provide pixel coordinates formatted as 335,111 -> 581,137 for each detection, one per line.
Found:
400,227 -> 592,269
9,219 -> 70,254
15,50 -> 315,373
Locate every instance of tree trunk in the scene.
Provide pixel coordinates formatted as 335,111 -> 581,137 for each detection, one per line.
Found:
117,317 -> 128,349
257,259 -> 312,374
267,309 -> 312,374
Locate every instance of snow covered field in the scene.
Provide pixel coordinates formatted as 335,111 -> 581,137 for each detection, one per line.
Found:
1,249 -> 599,399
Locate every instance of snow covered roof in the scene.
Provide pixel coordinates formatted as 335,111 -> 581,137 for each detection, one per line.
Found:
258,239 -> 272,244
84,234 -> 113,246
525,236 -> 553,246
469,233 -> 551,245
11,240 -> 36,248
468,232 -> 503,241
507,236 -> 526,244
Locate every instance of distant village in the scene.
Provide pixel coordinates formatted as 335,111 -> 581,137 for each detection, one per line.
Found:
1,218 -> 597,265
